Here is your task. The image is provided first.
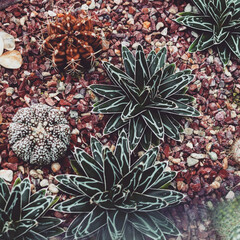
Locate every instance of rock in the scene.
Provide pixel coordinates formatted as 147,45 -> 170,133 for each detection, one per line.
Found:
0,36 -> 3,56
232,139 -> 240,164
184,128 -> 193,136
114,0 -> 122,4
225,191 -> 235,200
0,50 -> 22,69
161,27 -> 168,36
48,183 -> 59,194
40,179 -> 49,187
6,87 -> 14,96
208,152 -> 218,161
187,156 -> 199,167
210,181 -> 220,189
215,111 -> 226,121
0,170 -> 13,182
143,21 -> 151,29
30,169 -> 39,178
191,153 -> 207,159
51,162 -> 61,173
169,5 -> 178,14
156,22 -> 164,31
184,3 -> 192,12
0,31 -> 15,51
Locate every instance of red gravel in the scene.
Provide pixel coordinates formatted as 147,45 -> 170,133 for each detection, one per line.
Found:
1,0 -> 240,239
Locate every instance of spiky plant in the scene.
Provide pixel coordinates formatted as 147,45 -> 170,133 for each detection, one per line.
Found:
53,130 -> 184,240
211,195 -> 240,240
175,0 -> 240,65
0,177 -> 63,239
89,44 -> 200,151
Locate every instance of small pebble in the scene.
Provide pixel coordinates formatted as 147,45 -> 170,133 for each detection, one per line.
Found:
187,156 -> 199,167
208,152 -> 218,161
49,183 -> 59,194
51,162 -> 61,173
40,179 -> 49,187
30,169 -> 39,178
190,153 -> 206,159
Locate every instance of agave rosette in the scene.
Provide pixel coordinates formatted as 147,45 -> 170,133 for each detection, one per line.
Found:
0,177 -> 63,240
54,130 -> 184,240
90,44 -> 200,151
175,0 -> 240,65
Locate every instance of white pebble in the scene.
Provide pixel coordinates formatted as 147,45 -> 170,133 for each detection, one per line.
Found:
30,169 -> 38,178
48,183 -> 59,194
40,179 -> 49,187
51,162 -> 61,173
0,170 -> 13,182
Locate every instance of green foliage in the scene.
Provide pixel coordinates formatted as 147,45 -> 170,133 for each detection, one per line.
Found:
175,0 -> 240,65
211,195 -> 240,240
54,130 -> 184,240
0,177 -> 64,240
90,45 -> 199,151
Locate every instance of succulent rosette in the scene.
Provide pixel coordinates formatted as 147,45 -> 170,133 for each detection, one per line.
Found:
176,0 -> 240,65
0,177 -> 63,239
53,130 -> 184,240
90,44 -> 200,151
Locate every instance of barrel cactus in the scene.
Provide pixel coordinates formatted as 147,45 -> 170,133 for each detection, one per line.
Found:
0,177 -> 63,239
90,44 -> 200,151
8,104 -> 71,165
54,130 -> 184,239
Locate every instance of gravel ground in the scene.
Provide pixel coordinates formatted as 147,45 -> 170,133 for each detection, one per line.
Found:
1,0 -> 240,239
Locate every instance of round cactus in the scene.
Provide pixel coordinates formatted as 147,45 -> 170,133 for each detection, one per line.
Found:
8,104 -> 71,165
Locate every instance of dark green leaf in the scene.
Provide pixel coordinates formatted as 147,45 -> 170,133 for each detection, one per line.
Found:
103,147 -> 121,190
122,45 -> 135,79
107,210 -> 128,240
151,171 -> 177,189
142,110 -> 164,140
175,16 -> 213,32
89,84 -> 124,99
149,47 -> 167,77
0,178 -> 10,201
128,117 -> 146,152
131,146 -> 158,170
75,207 -> 106,238
90,137 -> 103,166
115,129 -> 130,175
53,196 -> 93,213
22,196 -> 54,220
128,212 -> 166,240
93,96 -> 128,114
74,147 -> 103,181
135,45 -> 150,90
103,114 -> 128,135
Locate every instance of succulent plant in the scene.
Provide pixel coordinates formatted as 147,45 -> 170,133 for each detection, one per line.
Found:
90,44 -> 200,151
175,0 -> 240,65
54,130 -> 184,240
8,104 -> 70,165
43,11 -> 102,74
211,195 -> 240,240
0,177 -> 63,239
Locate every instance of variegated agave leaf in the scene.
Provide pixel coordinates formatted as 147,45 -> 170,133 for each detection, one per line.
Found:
0,177 -> 64,240
175,0 -> 240,65
90,44 -> 199,151
54,130 -> 184,239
